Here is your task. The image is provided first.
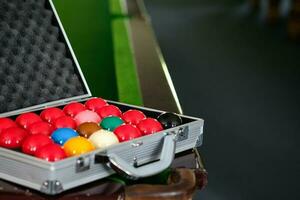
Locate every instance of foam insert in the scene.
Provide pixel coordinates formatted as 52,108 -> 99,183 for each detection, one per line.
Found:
0,0 -> 87,114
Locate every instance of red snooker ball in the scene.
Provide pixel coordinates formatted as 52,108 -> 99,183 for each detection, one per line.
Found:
22,134 -> 53,155
53,116 -> 76,129
63,102 -> 86,117
0,127 -> 28,149
96,105 -> 122,118
16,113 -> 42,129
0,118 -> 18,134
27,121 -> 54,136
122,109 -> 146,125
114,124 -> 142,142
40,107 -> 65,124
35,143 -> 66,162
137,118 -> 163,136
85,98 -> 107,111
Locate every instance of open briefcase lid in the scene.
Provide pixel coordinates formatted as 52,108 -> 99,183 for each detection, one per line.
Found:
0,0 -> 91,117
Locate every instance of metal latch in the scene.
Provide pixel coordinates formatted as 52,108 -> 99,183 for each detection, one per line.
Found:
176,126 -> 189,142
76,156 -> 91,173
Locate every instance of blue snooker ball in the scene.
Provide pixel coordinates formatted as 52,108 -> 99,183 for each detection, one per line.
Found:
51,128 -> 78,145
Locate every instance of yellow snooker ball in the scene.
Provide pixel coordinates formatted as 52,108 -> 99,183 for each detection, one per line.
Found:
89,129 -> 119,150
63,137 -> 95,157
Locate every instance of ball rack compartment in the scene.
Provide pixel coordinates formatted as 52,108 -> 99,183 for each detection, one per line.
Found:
0,98 -> 203,194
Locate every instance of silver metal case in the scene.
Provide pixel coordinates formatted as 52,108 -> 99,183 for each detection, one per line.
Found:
0,100 -> 203,194
0,0 -> 204,195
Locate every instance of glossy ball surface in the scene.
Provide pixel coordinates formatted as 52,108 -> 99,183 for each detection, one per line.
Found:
22,134 -> 52,155
85,98 -> 107,111
89,130 -> 119,149
51,128 -> 78,145
100,116 -> 124,131
27,121 -> 54,136
122,109 -> 146,125
114,124 -> 142,142
40,108 -> 65,124
157,112 -> 183,129
0,127 -> 28,148
16,113 -> 42,129
35,143 -> 66,162
76,122 -> 101,138
63,137 -> 95,157
0,118 -> 17,134
96,105 -> 122,118
137,118 -> 163,135
53,116 -> 76,129
63,102 -> 86,117
74,110 -> 101,126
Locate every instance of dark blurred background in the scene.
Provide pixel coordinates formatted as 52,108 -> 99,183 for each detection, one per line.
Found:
144,0 -> 300,199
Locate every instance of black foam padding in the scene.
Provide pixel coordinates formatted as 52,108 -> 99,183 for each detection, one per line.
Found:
0,0 -> 86,114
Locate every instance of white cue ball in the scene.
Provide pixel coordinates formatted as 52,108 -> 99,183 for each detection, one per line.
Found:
89,129 -> 119,149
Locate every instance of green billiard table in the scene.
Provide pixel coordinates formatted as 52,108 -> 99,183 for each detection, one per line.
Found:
53,0 -> 182,113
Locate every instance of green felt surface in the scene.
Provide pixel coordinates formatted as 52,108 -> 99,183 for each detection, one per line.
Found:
110,0 -> 143,106
52,0 -> 143,105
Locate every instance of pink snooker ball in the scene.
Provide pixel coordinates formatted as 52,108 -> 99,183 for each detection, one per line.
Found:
74,110 -> 101,126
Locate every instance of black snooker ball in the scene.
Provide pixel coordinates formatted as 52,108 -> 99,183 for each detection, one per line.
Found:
157,112 -> 183,129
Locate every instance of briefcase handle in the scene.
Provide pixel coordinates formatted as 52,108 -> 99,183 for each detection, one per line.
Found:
122,149 -> 208,200
107,133 -> 176,180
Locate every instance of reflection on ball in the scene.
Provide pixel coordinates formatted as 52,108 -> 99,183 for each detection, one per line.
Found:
77,122 -> 101,138
89,129 -> 119,150
63,137 -> 95,157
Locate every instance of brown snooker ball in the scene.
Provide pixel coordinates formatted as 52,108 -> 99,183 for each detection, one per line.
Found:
77,122 -> 101,138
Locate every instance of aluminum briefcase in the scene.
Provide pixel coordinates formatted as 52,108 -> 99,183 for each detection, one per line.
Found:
0,0 -> 204,195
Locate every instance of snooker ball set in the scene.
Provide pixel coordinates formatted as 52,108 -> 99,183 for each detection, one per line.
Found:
0,0 -> 204,193
0,97 -> 183,162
